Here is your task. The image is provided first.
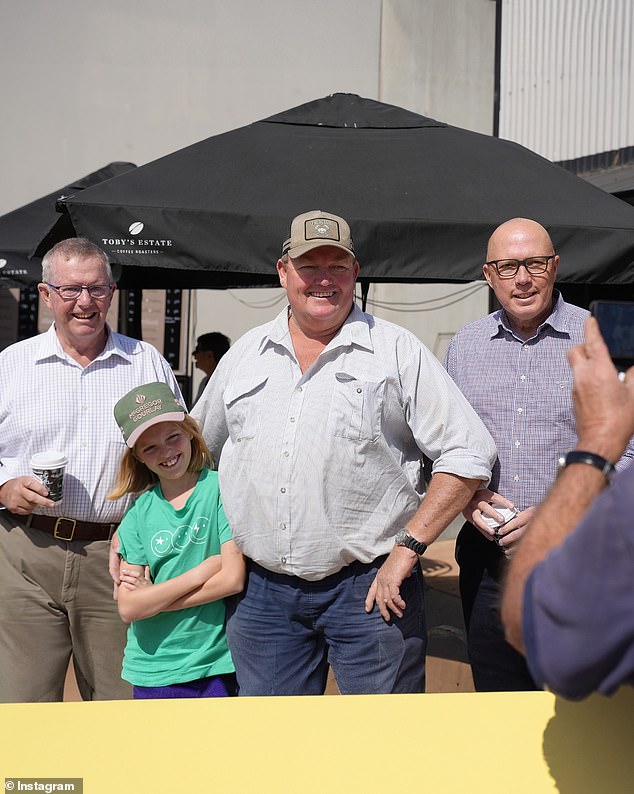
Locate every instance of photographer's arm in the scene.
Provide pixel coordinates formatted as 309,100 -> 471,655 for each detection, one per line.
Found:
501,317 -> 634,651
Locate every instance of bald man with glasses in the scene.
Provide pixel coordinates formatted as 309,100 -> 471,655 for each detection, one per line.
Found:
444,217 -> 634,691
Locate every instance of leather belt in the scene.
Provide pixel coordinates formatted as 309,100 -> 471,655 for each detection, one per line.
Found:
10,512 -> 118,542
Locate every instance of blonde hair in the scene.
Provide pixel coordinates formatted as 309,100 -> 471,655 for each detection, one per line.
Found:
108,415 -> 213,500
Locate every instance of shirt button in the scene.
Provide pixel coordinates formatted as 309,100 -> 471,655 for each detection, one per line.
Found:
283,451 -> 289,457
523,344 -> 529,350
296,386 -> 303,392
520,375 -> 526,382
280,522 -> 286,530
517,407 -> 523,414
280,487 -> 286,493
514,440 -> 520,447
356,387 -> 362,394
290,417 -> 295,423
236,437 -> 242,442
513,474 -> 520,482
281,556 -> 287,564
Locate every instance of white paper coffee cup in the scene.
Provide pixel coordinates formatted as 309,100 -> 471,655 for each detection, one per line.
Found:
31,450 -> 68,502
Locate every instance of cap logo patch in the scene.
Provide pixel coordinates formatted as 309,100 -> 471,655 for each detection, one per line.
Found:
305,218 -> 340,241
135,394 -> 146,404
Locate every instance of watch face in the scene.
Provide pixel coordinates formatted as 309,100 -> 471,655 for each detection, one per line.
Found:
395,530 -> 407,545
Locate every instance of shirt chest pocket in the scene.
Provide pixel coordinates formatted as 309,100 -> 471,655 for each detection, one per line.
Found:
531,375 -> 573,421
223,376 -> 268,442
329,375 -> 386,442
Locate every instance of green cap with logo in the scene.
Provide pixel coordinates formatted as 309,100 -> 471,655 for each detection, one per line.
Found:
114,382 -> 186,448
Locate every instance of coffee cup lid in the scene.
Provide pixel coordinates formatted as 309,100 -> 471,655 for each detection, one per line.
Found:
31,450 -> 68,469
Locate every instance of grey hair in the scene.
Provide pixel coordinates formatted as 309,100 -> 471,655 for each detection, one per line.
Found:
42,238 -> 112,283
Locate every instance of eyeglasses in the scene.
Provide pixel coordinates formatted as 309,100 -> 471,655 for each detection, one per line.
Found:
484,256 -> 555,279
45,283 -> 114,300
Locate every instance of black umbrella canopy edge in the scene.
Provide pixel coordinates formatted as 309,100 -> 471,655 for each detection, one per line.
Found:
0,162 -> 137,288
30,162 -> 137,261
45,94 -> 634,288
66,198 -> 634,289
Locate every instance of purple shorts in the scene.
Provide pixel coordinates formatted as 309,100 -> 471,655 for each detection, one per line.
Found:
133,672 -> 238,699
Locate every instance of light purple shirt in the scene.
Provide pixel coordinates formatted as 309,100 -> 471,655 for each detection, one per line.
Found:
445,292 -> 632,510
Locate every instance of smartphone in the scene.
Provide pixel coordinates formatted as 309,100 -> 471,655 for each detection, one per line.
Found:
590,300 -> 634,370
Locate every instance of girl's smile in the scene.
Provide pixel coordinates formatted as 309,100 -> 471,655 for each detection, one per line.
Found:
135,422 -> 193,482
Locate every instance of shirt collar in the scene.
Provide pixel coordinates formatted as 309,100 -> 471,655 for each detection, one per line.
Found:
491,289 -> 568,340
258,302 -> 373,355
34,323 -> 131,365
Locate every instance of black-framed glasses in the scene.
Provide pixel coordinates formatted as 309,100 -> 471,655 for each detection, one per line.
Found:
485,255 -> 555,279
45,282 -> 114,300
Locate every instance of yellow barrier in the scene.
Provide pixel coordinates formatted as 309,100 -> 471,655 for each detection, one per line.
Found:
1,687 -> 633,793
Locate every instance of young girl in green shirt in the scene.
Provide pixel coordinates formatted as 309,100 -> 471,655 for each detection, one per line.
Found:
109,381 -> 244,698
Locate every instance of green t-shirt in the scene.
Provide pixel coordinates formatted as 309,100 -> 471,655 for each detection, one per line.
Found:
118,468 -> 234,686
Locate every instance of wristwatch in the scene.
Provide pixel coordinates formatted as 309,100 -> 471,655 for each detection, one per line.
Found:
394,529 -> 428,556
557,450 -> 614,480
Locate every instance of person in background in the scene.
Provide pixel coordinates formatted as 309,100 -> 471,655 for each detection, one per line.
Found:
445,217 -> 634,692
192,209 -> 496,696
191,332 -> 230,406
109,381 -> 244,699
502,317 -> 634,699
0,238 -> 182,702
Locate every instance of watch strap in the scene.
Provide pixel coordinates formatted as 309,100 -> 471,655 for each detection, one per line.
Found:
558,450 -> 614,479
395,530 -> 428,556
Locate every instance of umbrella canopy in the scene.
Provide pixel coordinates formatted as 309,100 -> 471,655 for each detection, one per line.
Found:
41,94 -> 634,288
1,162 -> 136,288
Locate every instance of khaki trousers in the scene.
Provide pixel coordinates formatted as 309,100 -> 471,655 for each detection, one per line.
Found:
0,515 -> 132,702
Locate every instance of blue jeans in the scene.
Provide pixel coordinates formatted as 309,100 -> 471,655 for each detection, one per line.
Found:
226,557 -> 426,695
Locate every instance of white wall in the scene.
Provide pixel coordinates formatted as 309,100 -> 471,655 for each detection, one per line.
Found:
0,0 -> 381,214
381,0 -> 496,134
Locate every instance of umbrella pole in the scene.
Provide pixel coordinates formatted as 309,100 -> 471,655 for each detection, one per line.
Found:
359,280 -> 370,312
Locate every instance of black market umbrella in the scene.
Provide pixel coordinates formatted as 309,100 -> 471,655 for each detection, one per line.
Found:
40,94 -> 634,289
1,161 -> 136,289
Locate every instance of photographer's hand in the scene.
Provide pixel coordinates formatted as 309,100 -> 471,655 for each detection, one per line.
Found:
568,317 -> 634,462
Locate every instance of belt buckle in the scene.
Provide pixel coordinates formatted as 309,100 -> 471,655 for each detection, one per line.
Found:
54,517 -> 77,541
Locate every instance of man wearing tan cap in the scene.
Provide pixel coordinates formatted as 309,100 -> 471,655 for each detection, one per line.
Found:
193,210 -> 496,695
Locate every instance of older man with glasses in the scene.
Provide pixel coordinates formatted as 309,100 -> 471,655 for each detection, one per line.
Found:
444,217 -> 633,692
0,237 -> 182,702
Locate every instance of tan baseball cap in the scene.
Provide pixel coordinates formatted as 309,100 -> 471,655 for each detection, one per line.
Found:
281,210 -> 354,259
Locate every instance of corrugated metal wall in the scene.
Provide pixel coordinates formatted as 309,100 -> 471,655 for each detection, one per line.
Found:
499,0 -> 633,161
